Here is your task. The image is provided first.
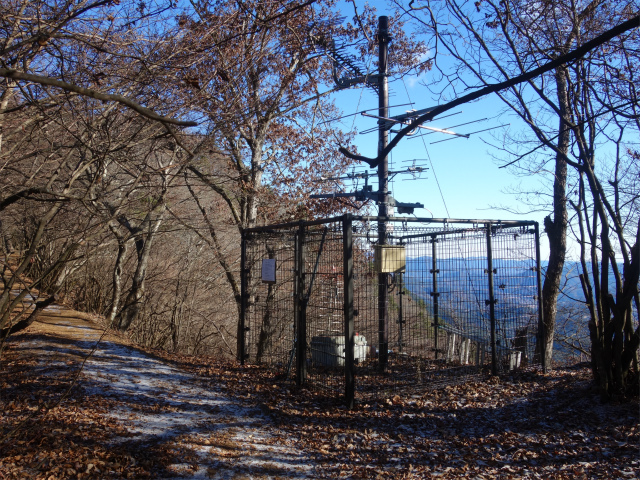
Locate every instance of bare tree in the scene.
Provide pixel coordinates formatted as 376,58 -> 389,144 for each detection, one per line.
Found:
0,0 -> 196,339
379,0 -> 639,393
157,0 -> 430,358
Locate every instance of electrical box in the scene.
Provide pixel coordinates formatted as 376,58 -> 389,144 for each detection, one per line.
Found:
374,245 -> 406,273
310,335 -> 368,367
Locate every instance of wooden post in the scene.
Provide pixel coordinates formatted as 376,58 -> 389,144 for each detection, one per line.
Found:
377,16 -> 390,373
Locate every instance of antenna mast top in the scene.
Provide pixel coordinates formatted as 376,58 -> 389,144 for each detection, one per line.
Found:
377,16 -> 390,42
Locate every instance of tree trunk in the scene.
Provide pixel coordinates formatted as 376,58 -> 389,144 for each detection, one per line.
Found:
539,66 -> 571,369
0,295 -> 57,339
0,203 -> 63,330
107,225 -> 129,326
115,206 -> 165,332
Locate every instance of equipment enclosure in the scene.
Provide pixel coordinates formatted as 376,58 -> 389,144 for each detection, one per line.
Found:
240,215 -> 544,406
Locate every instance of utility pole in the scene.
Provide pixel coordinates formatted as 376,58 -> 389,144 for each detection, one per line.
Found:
377,16 -> 390,372
316,16 -> 425,371
317,16 -> 501,374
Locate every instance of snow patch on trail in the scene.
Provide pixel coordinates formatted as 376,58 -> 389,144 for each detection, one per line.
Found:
19,322 -> 314,479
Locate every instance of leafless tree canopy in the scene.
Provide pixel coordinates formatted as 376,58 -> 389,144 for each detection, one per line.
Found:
386,0 -> 640,396
0,0 -> 428,358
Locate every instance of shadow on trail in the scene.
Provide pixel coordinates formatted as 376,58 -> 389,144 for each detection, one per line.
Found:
265,368 -> 638,478
3,329 -> 315,479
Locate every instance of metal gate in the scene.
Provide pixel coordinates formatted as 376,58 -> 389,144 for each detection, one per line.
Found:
240,215 -> 544,406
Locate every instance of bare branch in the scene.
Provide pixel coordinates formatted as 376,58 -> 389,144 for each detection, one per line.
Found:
340,15 -> 640,167
0,187 -> 68,212
0,68 -> 197,127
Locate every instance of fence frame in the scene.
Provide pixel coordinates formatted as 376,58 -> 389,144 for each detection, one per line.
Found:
241,214 -> 545,406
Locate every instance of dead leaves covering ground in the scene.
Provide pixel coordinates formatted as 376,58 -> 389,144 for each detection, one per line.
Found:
177,360 -> 640,480
0,335 -> 158,479
1,331 -> 639,480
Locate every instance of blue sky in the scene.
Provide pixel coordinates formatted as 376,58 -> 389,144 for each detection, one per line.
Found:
328,1 -> 553,260
331,87 -> 544,222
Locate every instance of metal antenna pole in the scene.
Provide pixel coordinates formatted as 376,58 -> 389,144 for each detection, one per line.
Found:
377,16 -> 390,372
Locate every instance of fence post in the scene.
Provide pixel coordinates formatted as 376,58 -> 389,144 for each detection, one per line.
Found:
239,231 -> 247,365
430,235 -> 440,360
534,222 -> 547,373
343,214 -> 355,408
485,224 -> 498,375
397,270 -> 404,353
378,253 -> 389,373
295,222 -> 307,386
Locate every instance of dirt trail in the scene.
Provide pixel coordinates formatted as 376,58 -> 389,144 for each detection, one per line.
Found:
6,305 -> 638,480
6,308 -> 313,480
